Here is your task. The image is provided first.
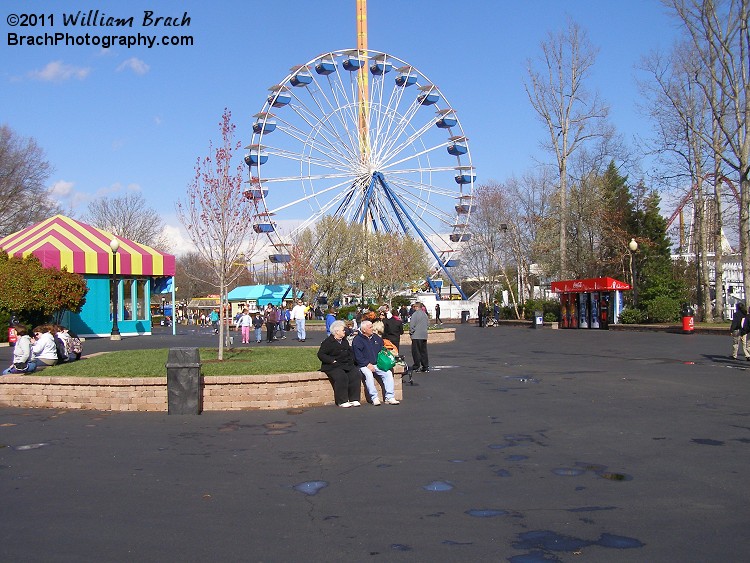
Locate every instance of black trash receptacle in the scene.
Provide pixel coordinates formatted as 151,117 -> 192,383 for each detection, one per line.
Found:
461,310 -> 470,323
166,347 -> 202,414
533,310 -> 544,329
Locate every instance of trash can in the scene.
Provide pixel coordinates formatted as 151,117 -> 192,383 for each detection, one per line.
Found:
166,347 -> 202,414
533,310 -> 544,329
681,304 -> 695,334
461,310 -> 470,324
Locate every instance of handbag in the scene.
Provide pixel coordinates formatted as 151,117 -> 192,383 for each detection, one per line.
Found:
376,347 -> 397,371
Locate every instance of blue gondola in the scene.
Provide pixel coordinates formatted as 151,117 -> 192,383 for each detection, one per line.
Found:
244,188 -> 268,200
449,233 -> 471,242
252,112 -> 276,134
370,55 -> 392,75
395,66 -> 417,87
269,254 -> 292,264
289,66 -> 313,87
315,57 -> 336,75
447,136 -> 468,156
267,85 -> 291,108
253,223 -> 275,234
243,179 -> 268,200
342,50 -> 364,71
455,203 -> 472,214
445,259 -> 460,267
417,85 -> 439,105
436,108 -> 458,128
244,144 -> 268,166
454,166 -> 476,185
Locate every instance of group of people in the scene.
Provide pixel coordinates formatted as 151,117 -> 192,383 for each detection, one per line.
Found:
3,324 -> 83,375
317,302 -> 430,407
477,301 -> 502,327
234,300 -> 311,344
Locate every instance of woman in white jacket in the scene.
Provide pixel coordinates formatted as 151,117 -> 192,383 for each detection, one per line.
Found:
2,325 -> 37,374
31,325 -> 58,367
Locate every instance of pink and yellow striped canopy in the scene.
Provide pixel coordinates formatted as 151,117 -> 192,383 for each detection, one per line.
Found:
0,215 -> 175,276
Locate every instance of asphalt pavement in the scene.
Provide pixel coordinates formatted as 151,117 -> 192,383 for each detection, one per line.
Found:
1,323 -> 749,562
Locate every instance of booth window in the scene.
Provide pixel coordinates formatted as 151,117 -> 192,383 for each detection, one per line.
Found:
136,279 -> 148,320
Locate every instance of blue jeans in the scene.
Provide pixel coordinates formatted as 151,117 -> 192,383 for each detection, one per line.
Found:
295,319 -> 306,340
359,365 -> 395,401
254,327 -> 262,342
3,360 -> 37,375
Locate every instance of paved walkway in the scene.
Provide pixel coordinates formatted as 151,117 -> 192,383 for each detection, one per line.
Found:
1,324 -> 748,561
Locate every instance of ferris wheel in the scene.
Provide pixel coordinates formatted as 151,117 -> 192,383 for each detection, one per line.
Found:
245,48 -> 475,297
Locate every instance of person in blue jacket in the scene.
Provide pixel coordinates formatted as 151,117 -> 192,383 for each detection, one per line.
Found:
352,320 -> 400,406
325,308 -> 337,336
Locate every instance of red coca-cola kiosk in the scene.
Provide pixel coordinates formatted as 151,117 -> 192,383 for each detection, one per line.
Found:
551,277 -> 631,329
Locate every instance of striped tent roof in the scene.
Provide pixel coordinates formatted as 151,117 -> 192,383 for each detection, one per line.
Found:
0,215 -> 175,276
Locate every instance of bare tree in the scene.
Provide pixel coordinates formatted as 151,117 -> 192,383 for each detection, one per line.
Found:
85,192 -> 171,251
174,251 -> 219,302
525,20 -> 611,279
176,109 -> 261,360
665,0 -> 750,307
0,125 -> 62,237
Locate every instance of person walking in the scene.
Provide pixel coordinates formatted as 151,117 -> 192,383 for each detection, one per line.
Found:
264,304 -> 277,343
209,309 -> 220,334
434,302 -> 441,325
291,299 -> 309,342
409,301 -> 429,372
236,309 -> 253,344
730,302 -> 749,360
252,312 -> 264,343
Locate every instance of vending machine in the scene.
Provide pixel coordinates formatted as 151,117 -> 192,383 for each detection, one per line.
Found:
569,294 -> 578,328
590,291 -> 600,329
599,292 -> 610,329
560,294 -> 569,328
578,293 -> 589,329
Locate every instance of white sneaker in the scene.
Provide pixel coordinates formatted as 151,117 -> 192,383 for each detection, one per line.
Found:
338,402 -> 352,408
384,397 -> 400,405
349,401 -> 361,407
371,398 -> 381,406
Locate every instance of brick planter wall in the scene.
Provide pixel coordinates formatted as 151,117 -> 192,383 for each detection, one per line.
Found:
0,369 -> 404,412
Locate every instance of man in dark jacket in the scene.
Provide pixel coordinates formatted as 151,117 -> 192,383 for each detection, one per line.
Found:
730,302 -> 749,360
352,320 -> 399,405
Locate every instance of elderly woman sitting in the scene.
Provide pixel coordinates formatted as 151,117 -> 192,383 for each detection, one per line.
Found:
317,320 -> 362,408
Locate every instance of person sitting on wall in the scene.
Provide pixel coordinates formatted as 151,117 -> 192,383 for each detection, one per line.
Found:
352,320 -> 400,406
317,320 -> 362,408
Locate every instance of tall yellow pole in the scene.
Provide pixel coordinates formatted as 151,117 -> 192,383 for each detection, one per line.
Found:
356,0 -> 369,160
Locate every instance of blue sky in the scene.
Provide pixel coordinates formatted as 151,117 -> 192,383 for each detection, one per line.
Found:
2,0 -> 684,254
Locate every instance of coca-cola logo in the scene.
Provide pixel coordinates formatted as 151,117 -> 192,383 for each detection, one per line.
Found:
572,281 -> 584,289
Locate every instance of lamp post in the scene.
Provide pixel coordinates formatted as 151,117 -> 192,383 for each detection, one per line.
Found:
360,273 -> 365,305
628,238 -> 638,307
110,238 -> 121,340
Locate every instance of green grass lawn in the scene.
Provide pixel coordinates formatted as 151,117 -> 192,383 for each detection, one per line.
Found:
43,347 -> 321,378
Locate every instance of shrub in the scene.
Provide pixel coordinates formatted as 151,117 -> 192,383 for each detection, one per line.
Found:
544,312 -> 558,323
523,299 -> 560,321
619,308 -> 644,324
644,296 -> 680,323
